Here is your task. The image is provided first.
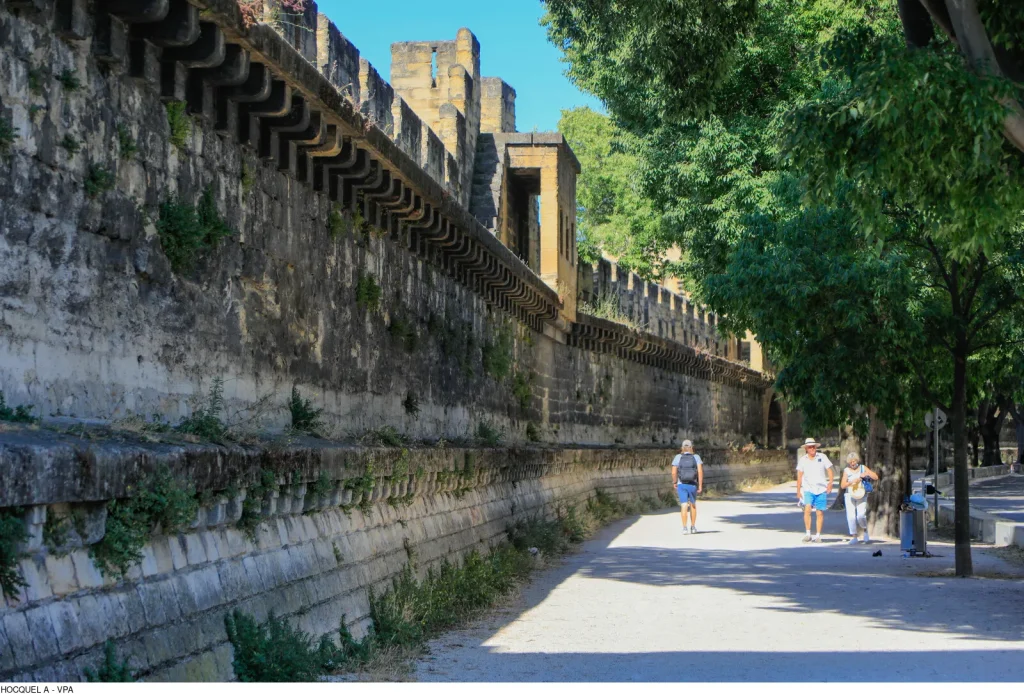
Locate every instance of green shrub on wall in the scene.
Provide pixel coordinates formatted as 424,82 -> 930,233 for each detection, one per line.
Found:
156,188 -> 233,274
0,508 -> 28,598
89,467 -> 198,577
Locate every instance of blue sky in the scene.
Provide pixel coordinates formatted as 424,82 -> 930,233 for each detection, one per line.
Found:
316,0 -> 605,132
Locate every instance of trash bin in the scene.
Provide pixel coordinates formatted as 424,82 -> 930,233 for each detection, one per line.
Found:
900,509 -> 927,555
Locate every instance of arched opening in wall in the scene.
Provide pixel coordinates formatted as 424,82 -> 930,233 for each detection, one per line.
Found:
430,48 -> 438,88
767,396 -> 784,448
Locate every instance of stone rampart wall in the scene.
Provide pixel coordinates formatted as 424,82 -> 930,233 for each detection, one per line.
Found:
0,435 -> 794,682
0,0 -> 767,448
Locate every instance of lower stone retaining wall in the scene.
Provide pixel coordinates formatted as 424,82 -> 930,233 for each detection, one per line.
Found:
0,432 -> 792,682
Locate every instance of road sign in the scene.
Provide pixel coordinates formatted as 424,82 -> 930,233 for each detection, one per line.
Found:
925,409 -> 947,431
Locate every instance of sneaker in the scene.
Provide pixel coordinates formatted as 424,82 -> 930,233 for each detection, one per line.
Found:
812,535 -> 822,543
690,526 -> 697,535
802,534 -> 812,543
863,533 -> 870,543
848,537 -> 859,545
682,526 -> 690,535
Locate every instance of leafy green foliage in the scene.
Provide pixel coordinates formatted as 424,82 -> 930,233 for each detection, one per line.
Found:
83,641 -> 135,682
224,610 -> 355,682
166,101 -> 190,149
289,385 -> 324,435
117,124 -> 137,160
367,426 -> 405,447
84,166 -> 115,198
0,117 -> 16,154
156,188 -> 234,273
27,68 -> 44,95
238,469 -> 277,539
177,377 -> 228,439
57,69 -> 81,92
0,392 -> 37,423
481,324 -> 514,380
90,467 -> 198,577
474,421 -> 503,447
355,272 -> 381,310
559,107 -> 672,278
43,511 -> 72,557
785,31 -> 1024,259
389,316 -> 418,352
0,508 -> 27,599
60,134 -> 79,158
328,206 -> 345,238
544,0 -> 759,133
525,421 -> 540,443
511,371 -> 533,411
309,471 -> 333,507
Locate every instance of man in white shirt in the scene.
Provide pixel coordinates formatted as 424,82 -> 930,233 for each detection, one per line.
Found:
796,438 -> 834,543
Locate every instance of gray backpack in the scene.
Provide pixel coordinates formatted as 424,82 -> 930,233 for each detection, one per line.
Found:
674,453 -> 698,485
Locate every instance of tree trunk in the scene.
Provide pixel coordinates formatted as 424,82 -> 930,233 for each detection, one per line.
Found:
1016,415 -> 1024,467
978,401 -> 1007,467
868,416 -> 905,538
951,347 -> 973,577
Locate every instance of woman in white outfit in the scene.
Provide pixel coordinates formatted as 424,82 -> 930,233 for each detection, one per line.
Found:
840,452 -> 879,544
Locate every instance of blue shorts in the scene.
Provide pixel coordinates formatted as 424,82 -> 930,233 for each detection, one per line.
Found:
677,483 -> 697,506
802,491 -> 828,511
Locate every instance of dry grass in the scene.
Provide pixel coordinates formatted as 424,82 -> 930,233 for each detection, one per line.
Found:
986,544 -> 1024,568
914,568 -> 1024,580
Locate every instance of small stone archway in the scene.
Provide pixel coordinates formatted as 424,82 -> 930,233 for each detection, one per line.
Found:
766,395 -> 785,449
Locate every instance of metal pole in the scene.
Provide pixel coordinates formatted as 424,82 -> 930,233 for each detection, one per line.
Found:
934,408 -> 940,527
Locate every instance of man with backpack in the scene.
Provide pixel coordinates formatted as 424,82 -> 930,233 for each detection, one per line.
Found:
671,440 -> 704,535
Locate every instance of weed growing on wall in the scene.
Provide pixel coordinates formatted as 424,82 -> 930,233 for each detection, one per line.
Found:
223,494 -> 674,678
43,511 -> 72,557
525,422 -> 540,443
0,392 -> 37,423
27,67 -> 44,95
84,166 -> 115,198
367,426 -> 405,447
83,641 -> 135,682
57,69 -> 81,92
580,291 -> 642,329
225,609 -> 370,682
236,468 -> 277,539
0,117 -> 17,154
116,124 -> 137,160
289,385 -> 324,435
355,272 -> 381,310
343,463 -> 375,513
166,100 -> 190,149
475,421 -> 503,447
60,134 -> 79,158
388,316 -> 418,352
156,188 -> 234,274
328,205 -> 345,239
0,508 -> 27,598
308,471 -> 333,508
89,467 -> 198,577
402,391 -> 420,417
177,377 -> 228,439
240,163 -> 255,192
481,323 -> 514,380
511,371 -> 532,411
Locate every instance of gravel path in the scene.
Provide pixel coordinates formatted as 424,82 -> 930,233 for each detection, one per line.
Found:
414,482 -> 1024,682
